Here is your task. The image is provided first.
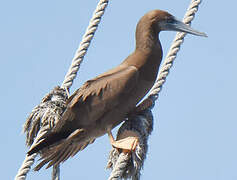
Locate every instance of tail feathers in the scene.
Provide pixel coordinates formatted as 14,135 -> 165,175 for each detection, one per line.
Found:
34,138 -> 95,171
28,131 -> 71,155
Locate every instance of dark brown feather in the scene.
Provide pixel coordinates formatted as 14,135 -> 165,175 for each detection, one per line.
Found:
53,65 -> 139,132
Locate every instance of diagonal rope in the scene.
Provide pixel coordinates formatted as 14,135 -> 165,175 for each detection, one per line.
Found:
107,0 -> 203,179
15,154 -> 37,180
149,0 -> 202,100
52,165 -> 60,180
15,1 -> 109,180
61,0 -> 109,90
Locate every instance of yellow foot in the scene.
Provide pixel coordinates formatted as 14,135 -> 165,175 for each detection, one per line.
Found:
108,130 -> 139,152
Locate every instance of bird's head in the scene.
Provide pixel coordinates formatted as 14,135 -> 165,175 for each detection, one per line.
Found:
146,9 -> 207,37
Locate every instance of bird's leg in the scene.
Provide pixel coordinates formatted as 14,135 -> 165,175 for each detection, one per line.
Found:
107,130 -> 139,152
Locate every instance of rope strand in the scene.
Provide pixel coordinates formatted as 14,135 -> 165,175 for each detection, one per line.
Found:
15,154 -> 37,180
52,165 -> 60,180
108,153 -> 131,180
61,0 -> 109,89
149,0 -> 202,100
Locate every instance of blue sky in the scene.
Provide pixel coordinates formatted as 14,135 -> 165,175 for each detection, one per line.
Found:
1,0 -> 236,179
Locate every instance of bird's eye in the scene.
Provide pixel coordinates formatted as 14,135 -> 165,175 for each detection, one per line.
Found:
166,18 -> 175,24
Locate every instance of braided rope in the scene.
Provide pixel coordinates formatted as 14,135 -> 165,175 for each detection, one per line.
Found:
108,153 -> 131,180
52,165 -> 60,180
108,0 -> 203,179
61,0 -> 109,89
148,0 -> 202,99
15,1 -> 109,179
15,154 -> 37,180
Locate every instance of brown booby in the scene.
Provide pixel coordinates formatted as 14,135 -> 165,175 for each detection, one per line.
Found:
28,9 -> 207,170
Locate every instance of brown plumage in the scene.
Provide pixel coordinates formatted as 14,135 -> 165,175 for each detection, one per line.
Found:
28,9 -> 206,170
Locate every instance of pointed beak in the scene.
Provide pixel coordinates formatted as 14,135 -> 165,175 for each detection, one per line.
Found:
161,18 -> 207,37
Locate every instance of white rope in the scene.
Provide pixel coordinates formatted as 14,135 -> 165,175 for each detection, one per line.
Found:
148,0 -> 202,100
108,153 -> 131,180
15,1 -> 110,180
52,165 -> 60,180
108,0 -> 203,179
61,0 -> 109,90
15,154 -> 37,180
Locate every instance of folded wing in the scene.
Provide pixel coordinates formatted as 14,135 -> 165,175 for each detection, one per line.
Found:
28,65 -> 139,169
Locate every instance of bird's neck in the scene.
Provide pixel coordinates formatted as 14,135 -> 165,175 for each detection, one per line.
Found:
123,24 -> 163,81
135,30 -> 158,51
135,20 -> 160,50
124,40 -> 163,82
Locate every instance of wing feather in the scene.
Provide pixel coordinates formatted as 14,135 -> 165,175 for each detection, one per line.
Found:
54,65 -> 139,132
30,65 -> 139,170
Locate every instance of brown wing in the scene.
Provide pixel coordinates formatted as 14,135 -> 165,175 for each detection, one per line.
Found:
54,64 -> 139,132
29,65 -> 139,153
28,65 -> 139,169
